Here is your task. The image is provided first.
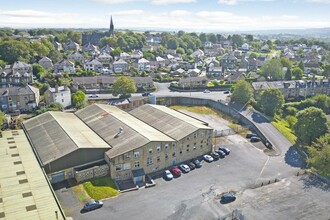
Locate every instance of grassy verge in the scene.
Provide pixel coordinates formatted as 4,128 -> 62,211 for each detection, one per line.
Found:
271,116 -> 297,144
83,177 -> 119,200
72,184 -> 91,203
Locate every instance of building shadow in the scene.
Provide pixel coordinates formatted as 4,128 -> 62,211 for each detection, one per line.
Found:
300,175 -> 330,192
284,146 -> 307,168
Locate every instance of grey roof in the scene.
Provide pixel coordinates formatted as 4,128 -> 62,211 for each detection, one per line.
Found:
129,104 -> 212,141
75,104 -> 173,159
38,56 -> 52,62
113,59 -> 128,65
23,111 -> 110,166
179,76 -> 207,83
55,59 -> 74,66
138,58 -> 149,64
12,61 -> 31,69
0,85 -> 38,96
85,59 -> 102,65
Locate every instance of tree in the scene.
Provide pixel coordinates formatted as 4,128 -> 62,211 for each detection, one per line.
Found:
208,33 -> 217,43
260,59 -> 284,81
167,38 -> 178,50
0,110 -> 5,129
257,88 -> 284,117
110,47 -> 122,58
322,64 -> 330,79
285,68 -> 292,80
231,80 -> 253,105
245,35 -> 253,42
298,61 -> 305,73
32,64 -> 45,79
292,67 -> 303,80
280,57 -> 292,69
307,133 -> 330,178
293,107 -> 328,145
176,47 -> 185,54
232,34 -> 244,48
199,33 -> 207,43
111,76 -> 137,98
249,52 -> 257,59
72,90 -> 86,109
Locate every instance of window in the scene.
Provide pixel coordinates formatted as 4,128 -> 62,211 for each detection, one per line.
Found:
200,131 -> 205,137
116,165 -> 122,171
194,133 -> 197,138
201,140 -> 204,144
200,144 -> 203,148
186,144 -> 190,152
165,154 -> 169,160
147,157 -> 153,165
165,144 -> 169,150
179,149 -> 182,154
172,152 -> 176,157
62,99 -> 64,103
157,156 -> 160,162
193,143 -> 197,150
172,143 -> 176,147
149,148 -> 153,154
187,136 -> 190,140
134,161 -> 140,168
134,151 -> 140,158
157,146 -> 161,152
124,153 -> 130,160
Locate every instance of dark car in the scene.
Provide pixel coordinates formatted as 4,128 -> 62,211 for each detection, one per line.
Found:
142,92 -> 150,96
250,136 -> 261,142
224,90 -> 230,94
83,200 -> 103,211
218,147 -> 230,155
246,133 -> 257,138
188,162 -> 196,170
221,194 -> 236,203
215,149 -> 226,158
193,159 -> 202,168
170,167 -> 182,177
211,152 -> 220,160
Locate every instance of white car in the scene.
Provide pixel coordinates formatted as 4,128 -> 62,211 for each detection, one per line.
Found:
89,94 -> 99,98
164,170 -> 173,180
203,89 -> 211,93
203,154 -> 214,162
179,164 -> 191,173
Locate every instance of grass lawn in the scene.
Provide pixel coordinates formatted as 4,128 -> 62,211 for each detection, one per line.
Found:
72,184 -> 91,203
82,177 -> 119,200
271,117 -> 297,144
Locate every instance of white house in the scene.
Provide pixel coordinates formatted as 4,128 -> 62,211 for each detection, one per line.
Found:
84,59 -> 103,72
138,58 -> 150,71
44,85 -> 72,108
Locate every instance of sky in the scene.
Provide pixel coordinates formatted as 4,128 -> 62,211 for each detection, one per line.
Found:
0,0 -> 330,32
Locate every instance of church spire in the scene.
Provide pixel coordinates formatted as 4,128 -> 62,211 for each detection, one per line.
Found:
109,16 -> 114,36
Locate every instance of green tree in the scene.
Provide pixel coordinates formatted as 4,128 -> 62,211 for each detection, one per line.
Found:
257,88 -> 284,117
249,52 -> 257,59
280,57 -> 292,69
72,90 -> 86,109
260,59 -> 284,81
110,47 -> 122,57
167,38 -> 178,50
293,107 -> 328,145
30,40 -> 50,59
307,133 -> 330,178
245,35 -> 253,42
208,33 -> 217,43
0,110 -> 6,128
111,76 -> 137,98
32,64 -> 45,79
231,80 -> 253,105
285,68 -> 292,80
199,33 -> 207,43
232,34 -> 244,48
292,67 -> 303,80
0,38 -> 31,63
298,61 -> 305,73
322,64 -> 330,79
176,47 -> 185,54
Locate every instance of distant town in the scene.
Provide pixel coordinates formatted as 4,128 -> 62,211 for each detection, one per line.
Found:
0,16 -> 329,220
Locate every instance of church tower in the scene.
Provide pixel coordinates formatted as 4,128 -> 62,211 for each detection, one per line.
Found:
109,16 -> 114,36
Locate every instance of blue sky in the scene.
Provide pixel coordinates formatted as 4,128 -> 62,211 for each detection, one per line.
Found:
0,0 -> 330,31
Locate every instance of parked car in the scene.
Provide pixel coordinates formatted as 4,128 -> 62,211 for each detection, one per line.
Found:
221,194 -> 236,203
203,154 -> 214,162
250,136 -> 261,142
142,92 -> 150,96
224,90 -> 230,94
193,159 -> 202,168
215,149 -> 226,158
164,170 -> 173,180
246,133 -> 257,138
83,200 -> 103,211
179,164 -> 191,173
188,162 -> 196,170
211,152 -> 220,160
218,147 -> 230,155
170,167 -> 182,177
203,89 -> 211,93
88,94 -> 99,98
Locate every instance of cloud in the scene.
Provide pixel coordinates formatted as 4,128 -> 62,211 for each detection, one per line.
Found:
92,0 -> 142,4
0,10 -> 64,18
306,0 -> 330,3
218,0 -> 273,5
168,10 -> 192,16
150,0 -> 196,5
111,10 -> 144,16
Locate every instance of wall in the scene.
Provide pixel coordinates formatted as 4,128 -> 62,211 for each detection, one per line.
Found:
75,164 -> 109,183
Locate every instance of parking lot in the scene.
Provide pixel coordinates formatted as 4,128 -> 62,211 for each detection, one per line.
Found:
58,110 -> 329,220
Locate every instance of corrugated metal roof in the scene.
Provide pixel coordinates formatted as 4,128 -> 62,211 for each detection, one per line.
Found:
0,130 -> 65,220
75,104 -> 173,158
23,111 -> 110,166
130,104 -> 212,140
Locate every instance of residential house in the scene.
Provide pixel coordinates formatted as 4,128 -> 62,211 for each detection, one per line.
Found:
256,55 -> 269,67
227,71 -> 245,83
141,45 -> 153,52
187,68 -> 201,77
204,41 -> 213,48
207,67 -> 223,78
100,45 -> 114,54
44,85 -> 71,108
178,76 -> 208,88
38,57 -> 53,68
108,96 -> 146,111
131,50 -> 143,60
191,49 -> 204,59
146,35 -> 162,45
241,43 -> 249,51
120,52 -> 131,61
54,59 -> 75,74
165,49 -> 176,55
220,53 -> 237,69
171,68 -> 186,76
53,41 -> 63,51
1,61 -> 33,87
82,43 -> 99,55
67,52 -> 85,63
260,44 -> 270,52
137,58 -> 150,71
84,59 -> 103,73
64,41 -> 80,51
113,59 -> 129,73
97,52 -> 113,63
0,85 -> 39,113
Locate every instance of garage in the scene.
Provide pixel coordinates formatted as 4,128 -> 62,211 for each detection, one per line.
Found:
51,171 -> 65,184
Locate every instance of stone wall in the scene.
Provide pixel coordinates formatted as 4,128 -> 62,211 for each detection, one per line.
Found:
75,164 -> 109,183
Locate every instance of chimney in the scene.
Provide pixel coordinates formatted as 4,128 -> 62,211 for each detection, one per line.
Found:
55,84 -> 59,93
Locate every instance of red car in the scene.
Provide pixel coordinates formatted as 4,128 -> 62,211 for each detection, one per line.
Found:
170,167 -> 182,177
